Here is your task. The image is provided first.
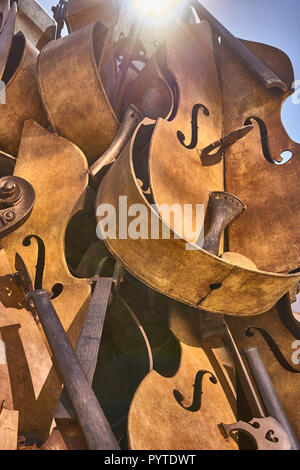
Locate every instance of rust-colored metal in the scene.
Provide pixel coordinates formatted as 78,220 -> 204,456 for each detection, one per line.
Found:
0,176 -> 35,239
65,0 -> 119,32
1,120 -> 91,440
218,38 -> 300,273
96,120 -> 300,316
0,31 -> 48,156
38,21 -> 118,164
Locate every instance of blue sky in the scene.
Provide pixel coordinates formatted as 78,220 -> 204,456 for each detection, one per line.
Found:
39,0 -> 300,312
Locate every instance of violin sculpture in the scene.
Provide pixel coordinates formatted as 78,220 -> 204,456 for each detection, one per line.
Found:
1,120 -> 91,441
96,19 -> 300,316
0,0 -> 299,452
38,20 -> 118,163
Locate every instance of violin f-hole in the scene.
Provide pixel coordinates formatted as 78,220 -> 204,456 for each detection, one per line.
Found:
177,104 -> 209,150
244,117 -> 293,165
245,326 -> 300,374
173,369 -> 217,412
22,234 -> 64,299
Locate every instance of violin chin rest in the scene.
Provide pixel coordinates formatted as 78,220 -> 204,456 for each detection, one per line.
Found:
220,252 -> 258,271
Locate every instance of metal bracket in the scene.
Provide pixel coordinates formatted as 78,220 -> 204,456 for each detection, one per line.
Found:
219,417 -> 292,450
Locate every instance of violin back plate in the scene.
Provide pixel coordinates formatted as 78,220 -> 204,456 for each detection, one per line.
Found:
220,38 -> 300,273
37,21 -> 118,163
96,121 -> 300,316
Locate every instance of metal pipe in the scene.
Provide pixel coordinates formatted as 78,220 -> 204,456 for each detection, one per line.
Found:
90,104 -> 142,178
222,323 -> 265,419
28,289 -> 120,451
244,346 -> 300,450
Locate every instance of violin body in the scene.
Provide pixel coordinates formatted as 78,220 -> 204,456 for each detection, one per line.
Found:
1,121 -> 91,440
97,119 -> 300,315
218,37 -> 300,273
149,21 -> 223,243
38,21 -> 118,163
128,300 -> 237,450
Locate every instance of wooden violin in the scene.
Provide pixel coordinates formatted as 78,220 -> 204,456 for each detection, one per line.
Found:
188,1 -> 300,274
96,21 -> 300,317
1,120 -> 91,442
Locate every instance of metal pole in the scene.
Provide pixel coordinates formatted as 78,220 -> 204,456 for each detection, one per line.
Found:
245,346 -> 300,450
28,289 -> 120,451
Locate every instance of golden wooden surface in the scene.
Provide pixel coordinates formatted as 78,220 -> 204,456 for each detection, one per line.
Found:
128,301 -> 237,450
0,32 -> 48,156
220,38 -> 300,273
97,120 -> 300,316
149,21 -> 224,243
1,121 -> 91,440
38,21 -> 118,163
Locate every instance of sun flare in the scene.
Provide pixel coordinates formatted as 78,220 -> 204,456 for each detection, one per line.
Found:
132,0 -> 183,18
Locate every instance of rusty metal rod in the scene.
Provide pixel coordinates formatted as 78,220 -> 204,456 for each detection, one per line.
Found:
244,346 -> 300,450
27,289 -> 120,451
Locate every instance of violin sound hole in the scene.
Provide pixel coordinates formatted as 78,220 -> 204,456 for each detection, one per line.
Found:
51,283 -> 64,300
244,117 -> 293,165
22,234 -> 64,299
173,370 -> 217,412
245,327 -> 300,373
177,104 -> 209,150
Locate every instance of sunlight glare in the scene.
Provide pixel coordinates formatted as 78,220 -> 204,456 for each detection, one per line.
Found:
132,0 -> 183,18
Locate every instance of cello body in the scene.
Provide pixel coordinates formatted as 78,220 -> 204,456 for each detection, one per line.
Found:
1,121 -> 91,441
128,300 -> 237,450
218,36 -> 300,273
38,21 -> 118,163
